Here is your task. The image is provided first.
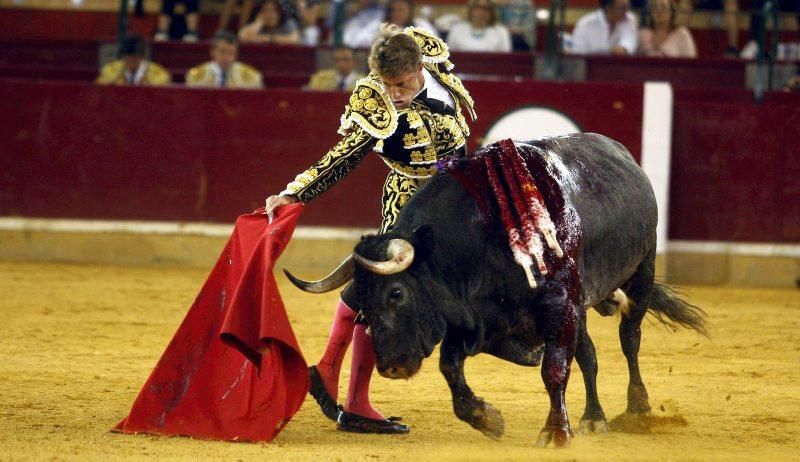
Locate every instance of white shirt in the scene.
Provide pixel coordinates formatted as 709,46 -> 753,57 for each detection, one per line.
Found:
420,68 -> 455,109
339,71 -> 360,90
342,6 -> 384,49
124,61 -> 149,85
445,22 -> 512,53
569,9 -> 638,55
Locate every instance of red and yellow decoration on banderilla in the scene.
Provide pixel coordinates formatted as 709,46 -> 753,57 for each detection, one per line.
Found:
484,139 -> 564,288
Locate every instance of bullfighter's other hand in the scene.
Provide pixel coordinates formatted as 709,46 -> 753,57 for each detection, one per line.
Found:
265,194 -> 299,222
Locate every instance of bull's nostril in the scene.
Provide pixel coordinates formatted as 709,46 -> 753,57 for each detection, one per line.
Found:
389,367 -> 399,375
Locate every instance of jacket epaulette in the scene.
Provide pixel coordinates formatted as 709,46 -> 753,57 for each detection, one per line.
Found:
338,75 -> 398,139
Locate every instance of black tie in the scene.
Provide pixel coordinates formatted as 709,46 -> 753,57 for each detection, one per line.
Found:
220,69 -> 228,87
337,78 -> 346,91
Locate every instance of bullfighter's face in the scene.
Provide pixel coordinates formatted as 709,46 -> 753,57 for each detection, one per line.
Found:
380,65 -> 424,110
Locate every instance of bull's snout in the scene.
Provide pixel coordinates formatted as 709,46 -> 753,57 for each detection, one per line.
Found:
377,355 -> 422,379
378,365 -> 412,379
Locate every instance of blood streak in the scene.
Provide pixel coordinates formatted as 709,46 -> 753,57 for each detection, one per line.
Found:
483,154 -> 537,288
496,140 -> 548,276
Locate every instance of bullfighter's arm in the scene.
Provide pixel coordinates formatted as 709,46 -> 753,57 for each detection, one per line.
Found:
279,126 -> 375,203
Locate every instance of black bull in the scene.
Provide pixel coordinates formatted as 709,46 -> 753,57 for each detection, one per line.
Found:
286,133 -> 707,447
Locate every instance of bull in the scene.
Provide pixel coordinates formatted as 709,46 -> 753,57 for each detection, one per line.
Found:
286,133 -> 707,447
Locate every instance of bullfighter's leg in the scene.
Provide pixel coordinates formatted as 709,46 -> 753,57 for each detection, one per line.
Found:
309,299 -> 354,421
618,248 -> 656,415
343,323 -> 384,420
439,334 -> 505,439
536,285 -> 579,448
575,311 -> 608,434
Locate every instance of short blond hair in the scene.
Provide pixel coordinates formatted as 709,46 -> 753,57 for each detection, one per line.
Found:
368,23 -> 422,77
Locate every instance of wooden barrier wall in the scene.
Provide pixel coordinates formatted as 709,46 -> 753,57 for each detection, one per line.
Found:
1,78 -> 798,243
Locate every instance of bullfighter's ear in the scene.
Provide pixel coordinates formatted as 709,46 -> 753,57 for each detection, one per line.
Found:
411,225 -> 434,257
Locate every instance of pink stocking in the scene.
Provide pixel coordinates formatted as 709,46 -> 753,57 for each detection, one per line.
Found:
344,324 -> 384,420
315,299 -> 356,401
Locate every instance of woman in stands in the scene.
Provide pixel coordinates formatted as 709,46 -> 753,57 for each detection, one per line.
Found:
238,0 -> 301,44
638,0 -> 697,58
446,0 -> 512,53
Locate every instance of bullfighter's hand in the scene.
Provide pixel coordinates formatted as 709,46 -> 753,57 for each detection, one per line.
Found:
264,194 -> 299,222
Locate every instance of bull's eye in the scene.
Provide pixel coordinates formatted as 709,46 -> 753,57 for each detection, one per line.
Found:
389,288 -> 402,301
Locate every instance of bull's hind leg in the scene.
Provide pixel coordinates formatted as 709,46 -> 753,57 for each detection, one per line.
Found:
536,285 -> 579,448
439,334 -> 505,439
618,248 -> 657,416
575,311 -> 608,433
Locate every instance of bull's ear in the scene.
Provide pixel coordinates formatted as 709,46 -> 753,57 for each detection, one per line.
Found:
411,225 -> 434,258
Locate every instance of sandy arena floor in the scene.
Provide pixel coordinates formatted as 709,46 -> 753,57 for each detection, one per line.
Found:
1,260 -> 799,461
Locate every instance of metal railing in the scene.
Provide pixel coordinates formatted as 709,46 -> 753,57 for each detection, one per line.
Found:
754,0 -> 779,102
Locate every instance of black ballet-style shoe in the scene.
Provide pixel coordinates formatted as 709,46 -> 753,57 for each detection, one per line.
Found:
308,365 -> 343,422
336,411 -> 410,434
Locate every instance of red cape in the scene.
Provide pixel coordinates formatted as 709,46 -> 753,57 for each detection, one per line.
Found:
114,204 -> 308,442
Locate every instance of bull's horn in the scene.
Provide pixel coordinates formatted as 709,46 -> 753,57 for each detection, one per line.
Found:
353,239 -> 415,275
283,256 -> 354,293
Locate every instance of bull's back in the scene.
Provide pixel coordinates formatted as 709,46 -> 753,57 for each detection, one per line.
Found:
523,133 -> 658,305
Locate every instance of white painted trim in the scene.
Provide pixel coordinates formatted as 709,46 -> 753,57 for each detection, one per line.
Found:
640,82 -> 674,256
0,217 -> 374,240
2,217 -> 797,257
668,240 -> 800,258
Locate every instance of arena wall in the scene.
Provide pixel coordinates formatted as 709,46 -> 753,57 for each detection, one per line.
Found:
1,79 -> 797,287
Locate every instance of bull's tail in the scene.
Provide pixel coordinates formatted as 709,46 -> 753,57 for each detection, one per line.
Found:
646,282 -> 708,337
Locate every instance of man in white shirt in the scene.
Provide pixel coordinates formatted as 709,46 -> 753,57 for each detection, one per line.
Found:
569,0 -> 638,56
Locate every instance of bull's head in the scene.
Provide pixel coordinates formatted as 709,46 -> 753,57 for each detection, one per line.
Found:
286,225 -> 476,380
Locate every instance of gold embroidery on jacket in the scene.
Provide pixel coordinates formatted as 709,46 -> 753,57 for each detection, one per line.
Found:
379,171 -> 422,233
282,126 -> 373,202
338,76 -> 397,139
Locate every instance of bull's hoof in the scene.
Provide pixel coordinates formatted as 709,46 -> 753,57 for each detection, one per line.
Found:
473,402 -> 504,440
578,418 -> 609,434
535,426 -> 572,448
455,398 -> 505,440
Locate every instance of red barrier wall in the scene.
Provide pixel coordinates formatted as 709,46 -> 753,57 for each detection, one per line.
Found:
0,79 -> 641,229
1,79 -> 797,242
670,88 -> 800,242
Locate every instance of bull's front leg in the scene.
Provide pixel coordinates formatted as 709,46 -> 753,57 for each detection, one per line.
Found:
536,291 -> 579,448
439,333 -> 504,439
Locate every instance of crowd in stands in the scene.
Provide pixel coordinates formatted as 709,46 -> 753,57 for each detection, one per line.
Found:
94,0 -> 799,89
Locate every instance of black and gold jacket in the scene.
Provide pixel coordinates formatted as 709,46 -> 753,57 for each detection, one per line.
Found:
280,27 -> 476,232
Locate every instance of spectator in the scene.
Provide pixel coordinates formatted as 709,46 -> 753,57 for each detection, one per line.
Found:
342,0 -> 386,48
496,0 -> 536,51
676,0 -> 739,57
446,0 -> 513,52
239,0 -> 302,44
638,0 -> 697,57
385,0 -> 439,36
294,0 -> 322,45
154,0 -> 200,42
218,0 -> 257,34
570,0 -> 638,55
96,35 -> 171,86
305,47 -> 365,91
186,32 -> 264,89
